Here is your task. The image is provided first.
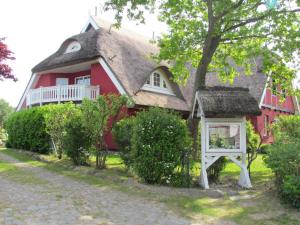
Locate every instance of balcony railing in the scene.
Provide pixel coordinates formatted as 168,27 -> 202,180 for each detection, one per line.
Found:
26,85 -> 100,106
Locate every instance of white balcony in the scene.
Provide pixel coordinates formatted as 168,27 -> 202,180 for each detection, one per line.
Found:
26,85 -> 100,106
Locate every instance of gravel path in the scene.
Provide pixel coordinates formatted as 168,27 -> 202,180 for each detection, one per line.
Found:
0,152 -> 196,225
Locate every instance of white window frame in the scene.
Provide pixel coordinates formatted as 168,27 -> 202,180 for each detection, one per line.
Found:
75,75 -> 91,85
65,41 -> 81,54
206,122 -> 242,153
56,78 -> 69,86
142,71 -> 175,96
264,115 -> 269,137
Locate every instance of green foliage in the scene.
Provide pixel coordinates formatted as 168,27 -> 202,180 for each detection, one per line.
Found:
63,109 -> 90,166
265,115 -> 300,208
282,175 -> 300,208
131,108 -> 191,184
0,99 -> 13,128
104,0 -> 299,94
272,115 -> 300,142
246,121 -> 261,177
4,107 -> 51,153
81,94 -> 128,169
112,117 -> 135,167
207,157 -> 227,183
44,103 -> 77,159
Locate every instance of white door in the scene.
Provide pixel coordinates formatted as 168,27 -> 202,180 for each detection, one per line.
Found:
56,78 -> 68,86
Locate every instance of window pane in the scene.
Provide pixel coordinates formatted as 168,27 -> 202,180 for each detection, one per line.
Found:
76,76 -> 90,85
209,124 -> 240,150
163,80 -> 167,88
153,73 -> 160,87
146,78 -> 150,85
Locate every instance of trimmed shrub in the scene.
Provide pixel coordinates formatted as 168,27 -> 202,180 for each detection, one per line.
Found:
5,107 -> 51,153
63,109 -> 90,166
131,108 -> 191,184
112,117 -> 135,167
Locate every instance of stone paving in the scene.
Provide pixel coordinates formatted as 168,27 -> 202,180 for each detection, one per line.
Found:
0,152 -> 195,225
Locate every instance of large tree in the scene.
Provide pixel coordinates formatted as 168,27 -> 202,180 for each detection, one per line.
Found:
0,38 -> 16,81
104,0 -> 299,94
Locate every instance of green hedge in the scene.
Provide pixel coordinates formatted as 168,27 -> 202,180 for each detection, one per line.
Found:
5,107 -> 51,153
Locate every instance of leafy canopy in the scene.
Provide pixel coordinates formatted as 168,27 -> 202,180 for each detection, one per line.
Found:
0,38 -> 16,81
104,0 -> 300,92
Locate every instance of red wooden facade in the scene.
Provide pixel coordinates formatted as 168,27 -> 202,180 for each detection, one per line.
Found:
248,88 -> 295,143
22,61 -> 297,148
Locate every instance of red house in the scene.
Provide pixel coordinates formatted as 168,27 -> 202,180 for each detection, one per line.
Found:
17,16 -> 299,148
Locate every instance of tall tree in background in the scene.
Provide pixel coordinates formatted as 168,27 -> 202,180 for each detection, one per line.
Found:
104,0 -> 299,93
0,38 -> 16,81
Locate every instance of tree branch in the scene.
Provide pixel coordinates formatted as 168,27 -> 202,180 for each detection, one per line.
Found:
223,8 -> 300,33
215,0 -> 244,21
220,34 -> 268,42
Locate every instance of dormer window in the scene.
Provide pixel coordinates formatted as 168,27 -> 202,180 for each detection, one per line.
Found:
142,70 -> 175,95
65,41 -> 81,54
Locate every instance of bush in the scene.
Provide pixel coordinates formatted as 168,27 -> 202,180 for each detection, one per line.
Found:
44,102 -> 77,159
5,107 -> 51,153
63,109 -> 90,166
282,175 -> 300,208
207,157 -> 227,182
112,117 -> 135,167
264,115 -> 300,208
131,108 -> 191,184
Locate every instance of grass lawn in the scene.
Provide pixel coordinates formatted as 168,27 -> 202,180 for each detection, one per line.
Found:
0,148 -> 299,225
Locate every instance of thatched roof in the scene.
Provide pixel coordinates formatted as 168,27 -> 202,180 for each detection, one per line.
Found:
32,30 -> 100,72
195,87 -> 261,117
31,16 -> 268,113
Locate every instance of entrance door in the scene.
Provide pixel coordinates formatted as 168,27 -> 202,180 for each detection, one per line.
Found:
56,78 -> 68,86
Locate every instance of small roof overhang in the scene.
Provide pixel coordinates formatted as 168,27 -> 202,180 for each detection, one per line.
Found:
193,86 -> 261,118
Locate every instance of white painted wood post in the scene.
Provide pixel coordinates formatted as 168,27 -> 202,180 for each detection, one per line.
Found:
39,87 -> 43,106
200,116 -> 209,189
58,86 -> 61,103
238,117 -> 252,188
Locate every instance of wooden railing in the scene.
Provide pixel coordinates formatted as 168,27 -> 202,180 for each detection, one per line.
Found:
26,85 -> 100,106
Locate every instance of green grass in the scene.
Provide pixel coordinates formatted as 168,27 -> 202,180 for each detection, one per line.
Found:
0,148 -> 299,225
0,158 -> 48,185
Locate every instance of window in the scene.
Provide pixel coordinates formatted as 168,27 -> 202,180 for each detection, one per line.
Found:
75,75 -> 91,85
142,70 -> 175,95
65,41 -> 81,54
146,78 -> 151,85
153,72 -> 161,87
264,115 -> 269,136
208,124 -> 241,151
56,78 -> 68,86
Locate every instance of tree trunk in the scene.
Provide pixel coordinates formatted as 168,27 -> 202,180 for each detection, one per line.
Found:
188,36 -> 221,157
